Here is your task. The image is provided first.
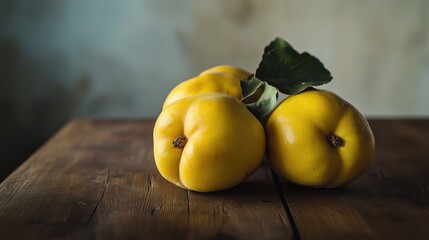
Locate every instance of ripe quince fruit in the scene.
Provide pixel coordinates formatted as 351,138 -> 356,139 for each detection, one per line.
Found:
162,65 -> 249,109
265,89 -> 375,188
153,93 -> 265,192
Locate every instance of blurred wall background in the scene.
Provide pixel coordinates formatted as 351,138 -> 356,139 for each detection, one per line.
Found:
1,0 -> 428,180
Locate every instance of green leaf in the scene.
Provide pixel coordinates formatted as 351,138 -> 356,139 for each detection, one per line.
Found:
255,37 -> 332,95
241,77 -> 264,102
241,77 -> 278,119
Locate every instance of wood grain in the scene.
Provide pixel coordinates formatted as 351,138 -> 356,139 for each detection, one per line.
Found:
0,119 -> 293,239
2,118 -> 428,239
277,119 -> 429,240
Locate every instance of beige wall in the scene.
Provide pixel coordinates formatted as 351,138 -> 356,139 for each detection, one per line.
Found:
190,0 -> 429,116
1,0 -> 428,121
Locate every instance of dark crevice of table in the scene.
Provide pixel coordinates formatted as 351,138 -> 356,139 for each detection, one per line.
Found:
272,171 -> 302,240
0,119 -> 428,239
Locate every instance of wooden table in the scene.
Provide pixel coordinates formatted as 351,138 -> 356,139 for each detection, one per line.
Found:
0,119 -> 428,239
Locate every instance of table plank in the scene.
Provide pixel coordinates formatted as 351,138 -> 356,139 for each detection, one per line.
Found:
277,119 -> 429,240
0,119 -> 293,239
187,164 -> 292,239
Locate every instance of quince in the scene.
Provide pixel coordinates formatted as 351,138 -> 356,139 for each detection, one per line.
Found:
162,65 -> 249,109
266,89 -> 375,188
153,93 -> 265,192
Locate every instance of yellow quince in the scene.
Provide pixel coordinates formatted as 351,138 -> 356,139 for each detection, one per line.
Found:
153,93 -> 265,192
162,65 -> 249,109
265,89 -> 375,188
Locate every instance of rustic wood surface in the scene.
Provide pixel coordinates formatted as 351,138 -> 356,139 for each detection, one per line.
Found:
0,119 -> 292,239
0,119 -> 428,239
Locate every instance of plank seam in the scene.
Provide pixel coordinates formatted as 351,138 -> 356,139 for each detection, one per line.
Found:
271,170 -> 301,240
186,189 -> 191,238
